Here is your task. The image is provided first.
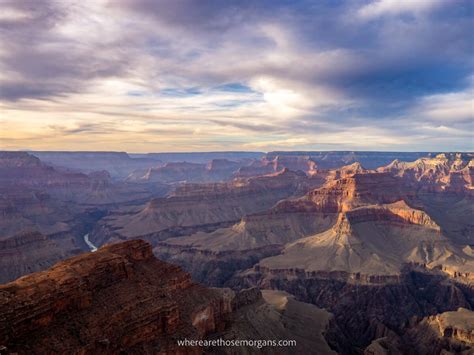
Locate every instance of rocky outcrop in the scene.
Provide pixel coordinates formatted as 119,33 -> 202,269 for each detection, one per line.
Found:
253,200 -> 473,277
307,172 -> 413,211
429,308 -> 474,344
272,172 -> 414,216
324,162 -> 369,182
0,240 -> 341,354
344,200 -> 440,230
0,240 -> 234,354
378,153 -> 474,193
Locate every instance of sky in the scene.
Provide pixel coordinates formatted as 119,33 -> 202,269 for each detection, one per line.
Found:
0,0 -> 473,153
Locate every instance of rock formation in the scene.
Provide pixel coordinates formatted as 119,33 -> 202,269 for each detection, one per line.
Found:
428,308 -> 474,345
378,153 -> 474,193
209,289 -> 336,355
3,150 -> 474,354
257,201 -> 473,277
91,169 -> 323,245
151,167 -> 473,288
0,240 -> 234,354
322,161 -> 369,183
235,154 -> 318,177
30,151 -> 161,179
154,204 -> 334,285
0,241 -> 338,354
364,308 -> 473,354
265,151 -> 437,169
0,152 -> 167,206
127,158 -> 251,183
0,152 -> 169,283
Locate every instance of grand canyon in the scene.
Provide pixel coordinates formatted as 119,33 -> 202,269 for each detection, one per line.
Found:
1,0 -> 473,354
0,150 -> 472,354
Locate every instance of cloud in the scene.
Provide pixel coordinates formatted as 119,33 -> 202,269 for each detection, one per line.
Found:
0,0 -> 473,152
0,1 -> 134,101
357,0 -> 444,20
415,89 -> 474,123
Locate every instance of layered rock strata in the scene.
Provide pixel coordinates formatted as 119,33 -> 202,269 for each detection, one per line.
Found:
0,240 -> 233,354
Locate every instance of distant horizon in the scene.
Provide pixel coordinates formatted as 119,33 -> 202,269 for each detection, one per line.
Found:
1,1 -> 473,152
4,149 -> 474,155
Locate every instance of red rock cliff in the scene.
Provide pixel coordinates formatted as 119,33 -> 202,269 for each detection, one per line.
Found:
0,240 -> 232,354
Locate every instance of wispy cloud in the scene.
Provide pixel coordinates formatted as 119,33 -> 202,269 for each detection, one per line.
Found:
357,0 -> 445,20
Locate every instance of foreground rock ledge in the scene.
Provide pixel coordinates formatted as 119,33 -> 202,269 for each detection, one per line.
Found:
0,240 -> 234,354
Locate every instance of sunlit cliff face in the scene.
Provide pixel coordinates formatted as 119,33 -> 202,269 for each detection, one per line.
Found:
1,0 -> 473,152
